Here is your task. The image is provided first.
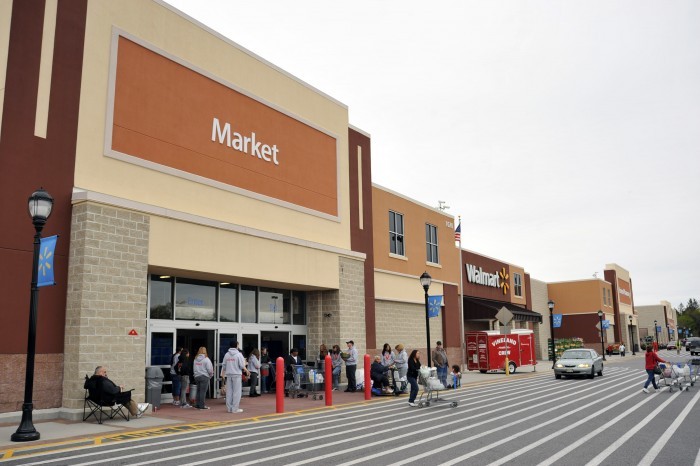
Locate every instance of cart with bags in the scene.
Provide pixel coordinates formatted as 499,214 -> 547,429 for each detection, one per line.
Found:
287,365 -> 324,400
416,366 -> 458,408
657,361 -> 691,392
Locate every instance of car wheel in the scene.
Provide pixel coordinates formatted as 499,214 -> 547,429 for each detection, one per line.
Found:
597,364 -> 603,377
555,374 -> 562,379
588,368 -> 595,379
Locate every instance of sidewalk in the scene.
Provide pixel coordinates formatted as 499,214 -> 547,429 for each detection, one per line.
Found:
0,360 -> 604,456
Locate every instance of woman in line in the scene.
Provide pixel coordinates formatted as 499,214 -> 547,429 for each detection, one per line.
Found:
177,349 -> 193,408
394,344 -> 408,379
192,346 -> 213,409
248,348 -> 261,397
643,345 -> 667,393
407,349 -> 421,407
331,344 -> 343,391
260,347 -> 271,394
381,343 -> 395,367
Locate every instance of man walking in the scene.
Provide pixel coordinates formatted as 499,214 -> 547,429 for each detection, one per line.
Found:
221,340 -> 249,413
344,340 -> 358,392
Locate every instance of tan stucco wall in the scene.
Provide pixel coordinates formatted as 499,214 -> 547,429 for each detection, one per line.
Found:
0,0 -> 13,138
74,0 -> 351,269
374,271 -> 445,305
547,279 -> 610,314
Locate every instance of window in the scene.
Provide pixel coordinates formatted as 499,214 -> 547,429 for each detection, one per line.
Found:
219,284 -> 238,322
389,211 -> 405,256
425,223 -> 439,263
514,273 -> 522,297
149,275 -> 173,319
150,332 -> 173,366
175,278 -> 216,321
292,292 -> 307,325
240,285 -> 257,323
259,288 -> 290,324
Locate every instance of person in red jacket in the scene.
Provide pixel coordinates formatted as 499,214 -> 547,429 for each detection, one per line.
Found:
643,345 -> 667,393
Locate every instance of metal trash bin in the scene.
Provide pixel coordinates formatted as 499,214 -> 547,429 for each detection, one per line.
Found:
145,367 -> 164,409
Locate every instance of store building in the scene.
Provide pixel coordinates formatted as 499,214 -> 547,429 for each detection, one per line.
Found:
1,0 -> 373,416
370,185 -> 461,363
636,301 -> 677,345
604,263 -> 638,349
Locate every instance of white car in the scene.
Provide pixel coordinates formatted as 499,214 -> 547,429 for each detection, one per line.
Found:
554,349 -> 604,379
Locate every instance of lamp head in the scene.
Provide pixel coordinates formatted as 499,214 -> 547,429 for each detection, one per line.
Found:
629,315 -> 632,323
597,310 -> 603,318
547,300 -> 554,311
419,271 -> 432,291
28,188 -> 54,227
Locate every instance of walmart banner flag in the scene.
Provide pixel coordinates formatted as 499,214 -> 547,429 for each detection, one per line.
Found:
37,235 -> 58,287
602,320 -> 610,330
428,295 -> 442,318
553,314 -> 563,328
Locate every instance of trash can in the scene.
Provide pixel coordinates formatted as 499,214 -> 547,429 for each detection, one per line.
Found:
145,367 -> 164,409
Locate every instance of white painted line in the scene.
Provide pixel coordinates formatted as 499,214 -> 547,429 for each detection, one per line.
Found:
637,388 -> 700,466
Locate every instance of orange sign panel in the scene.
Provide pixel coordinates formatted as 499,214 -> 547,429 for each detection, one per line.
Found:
617,278 -> 632,305
110,36 -> 338,217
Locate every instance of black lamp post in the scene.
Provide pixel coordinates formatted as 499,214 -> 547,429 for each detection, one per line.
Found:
654,320 -> 659,344
548,300 -> 555,368
420,271 -> 432,367
628,315 -> 636,355
667,324 -> 671,343
12,188 -> 54,442
597,310 -> 606,361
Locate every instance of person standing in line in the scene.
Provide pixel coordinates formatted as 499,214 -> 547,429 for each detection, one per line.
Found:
170,347 -> 183,406
381,343 -> 395,367
643,345 -> 667,393
407,350 -> 421,407
331,345 -> 342,391
619,343 -> 626,357
344,340 -> 358,392
222,340 -> 249,413
193,346 -> 214,410
432,341 -> 449,387
260,347 -> 271,394
285,348 -> 303,396
394,344 -> 408,379
177,349 -> 193,408
248,348 -> 261,397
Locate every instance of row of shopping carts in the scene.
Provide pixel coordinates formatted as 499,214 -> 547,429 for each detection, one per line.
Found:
657,358 -> 700,392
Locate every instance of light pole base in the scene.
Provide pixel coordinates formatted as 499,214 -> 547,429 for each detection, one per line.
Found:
11,403 -> 40,442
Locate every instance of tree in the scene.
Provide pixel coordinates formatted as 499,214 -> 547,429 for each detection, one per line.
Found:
687,298 -> 699,312
677,302 -> 686,314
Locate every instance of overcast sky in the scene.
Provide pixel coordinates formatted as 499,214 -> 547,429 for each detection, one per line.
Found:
163,0 -> 699,309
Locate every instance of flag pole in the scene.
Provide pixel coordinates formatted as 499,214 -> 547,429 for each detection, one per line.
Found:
457,216 -> 466,369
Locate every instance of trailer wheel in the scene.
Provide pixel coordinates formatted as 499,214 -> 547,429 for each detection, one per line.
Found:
479,370 -> 487,374
450,402 -> 458,408
508,362 -> 516,374
319,395 -> 323,400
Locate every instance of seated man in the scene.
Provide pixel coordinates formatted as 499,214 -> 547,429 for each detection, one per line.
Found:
86,366 -> 150,418
370,355 -> 393,393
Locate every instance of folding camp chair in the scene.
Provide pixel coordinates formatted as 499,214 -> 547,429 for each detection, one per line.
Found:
83,375 -> 131,424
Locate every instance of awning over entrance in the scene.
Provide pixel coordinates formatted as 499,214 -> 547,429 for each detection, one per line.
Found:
463,297 -> 543,323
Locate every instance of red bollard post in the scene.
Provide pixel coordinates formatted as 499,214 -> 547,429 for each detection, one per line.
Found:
276,356 -> 285,413
325,354 -> 332,406
364,354 -> 371,400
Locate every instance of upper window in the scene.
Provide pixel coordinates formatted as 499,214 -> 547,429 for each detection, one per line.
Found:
389,211 -> 405,256
175,278 -> 216,321
513,273 -> 522,297
425,223 -> 439,263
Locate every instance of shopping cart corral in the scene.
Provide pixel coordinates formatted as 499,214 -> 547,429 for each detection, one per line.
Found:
417,367 -> 458,408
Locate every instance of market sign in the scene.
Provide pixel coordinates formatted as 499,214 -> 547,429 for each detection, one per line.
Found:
617,279 -> 632,305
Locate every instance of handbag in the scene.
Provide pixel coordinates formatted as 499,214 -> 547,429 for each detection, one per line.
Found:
242,372 -> 249,383
653,364 -> 662,375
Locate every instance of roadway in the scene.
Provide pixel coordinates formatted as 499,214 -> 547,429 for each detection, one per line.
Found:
2,350 -> 699,466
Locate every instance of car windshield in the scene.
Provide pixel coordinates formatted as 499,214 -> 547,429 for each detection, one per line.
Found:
562,351 -> 590,359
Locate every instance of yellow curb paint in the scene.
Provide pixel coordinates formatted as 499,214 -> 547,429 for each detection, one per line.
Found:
2,449 -> 14,459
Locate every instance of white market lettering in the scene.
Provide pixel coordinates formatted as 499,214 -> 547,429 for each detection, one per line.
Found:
619,288 -> 631,298
466,263 -> 500,288
211,117 -> 280,166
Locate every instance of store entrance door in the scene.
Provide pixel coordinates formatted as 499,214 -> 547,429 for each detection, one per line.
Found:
177,329 -> 216,399
261,331 -> 290,362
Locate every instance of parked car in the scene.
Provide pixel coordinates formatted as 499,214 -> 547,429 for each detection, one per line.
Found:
605,343 -> 621,355
554,348 -> 604,379
666,342 -> 677,350
686,337 -> 700,355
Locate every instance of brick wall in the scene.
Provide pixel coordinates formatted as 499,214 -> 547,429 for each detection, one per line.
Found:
61,202 -> 149,410
1,354 -> 63,412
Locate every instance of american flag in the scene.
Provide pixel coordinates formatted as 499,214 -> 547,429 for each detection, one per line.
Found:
454,222 -> 461,242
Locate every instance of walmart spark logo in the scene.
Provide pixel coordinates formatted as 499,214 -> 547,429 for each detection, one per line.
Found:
37,235 -> 58,288
499,268 -> 509,295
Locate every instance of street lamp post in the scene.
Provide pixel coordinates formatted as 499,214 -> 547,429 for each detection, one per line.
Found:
12,188 -> 54,442
628,315 -> 636,355
420,272 -> 432,368
654,320 -> 659,344
548,300 -> 555,369
667,324 -> 671,344
597,310 -> 606,361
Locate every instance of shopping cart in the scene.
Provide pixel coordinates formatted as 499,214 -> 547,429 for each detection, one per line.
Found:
416,367 -> 458,408
689,358 -> 700,387
388,367 -> 407,395
287,365 -> 324,400
658,362 -> 691,392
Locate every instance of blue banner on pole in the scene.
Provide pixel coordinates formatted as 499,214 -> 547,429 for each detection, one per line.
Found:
602,320 -> 610,330
656,325 -> 662,332
552,314 -> 562,328
37,235 -> 58,287
428,295 -> 442,318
